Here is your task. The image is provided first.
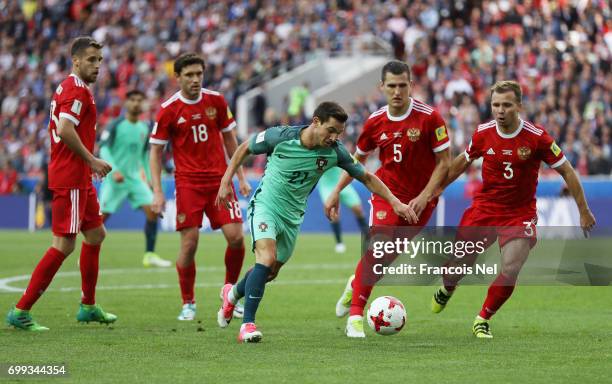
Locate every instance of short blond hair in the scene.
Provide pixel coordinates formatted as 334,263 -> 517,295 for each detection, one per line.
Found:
490,80 -> 522,103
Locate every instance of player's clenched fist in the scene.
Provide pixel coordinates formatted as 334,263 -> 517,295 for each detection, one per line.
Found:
151,191 -> 165,216
324,191 -> 341,221
89,157 -> 112,177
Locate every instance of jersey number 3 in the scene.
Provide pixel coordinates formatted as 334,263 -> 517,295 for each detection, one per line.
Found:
503,161 -> 514,179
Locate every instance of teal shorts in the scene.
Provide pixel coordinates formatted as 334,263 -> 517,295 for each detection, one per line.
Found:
248,203 -> 299,264
317,181 -> 361,208
99,176 -> 153,214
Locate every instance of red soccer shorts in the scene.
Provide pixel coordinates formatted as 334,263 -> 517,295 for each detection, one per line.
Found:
457,205 -> 538,249
368,193 -> 436,227
175,184 -> 243,231
51,184 -> 103,237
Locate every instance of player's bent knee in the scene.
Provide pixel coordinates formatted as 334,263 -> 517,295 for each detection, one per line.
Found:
83,226 -> 106,245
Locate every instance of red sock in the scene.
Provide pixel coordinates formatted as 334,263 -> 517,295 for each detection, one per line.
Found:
80,242 -> 100,305
16,247 -> 66,310
224,246 -> 245,284
479,273 -> 516,319
349,258 -> 376,316
176,262 -> 196,304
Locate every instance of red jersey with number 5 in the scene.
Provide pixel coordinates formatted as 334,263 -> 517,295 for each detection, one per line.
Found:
356,98 -> 450,201
48,74 -> 97,189
464,119 -> 566,214
150,88 -> 236,190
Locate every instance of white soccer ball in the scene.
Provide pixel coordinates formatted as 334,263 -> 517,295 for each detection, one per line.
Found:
366,296 -> 407,335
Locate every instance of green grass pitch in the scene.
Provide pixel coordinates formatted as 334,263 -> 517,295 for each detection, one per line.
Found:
1,230 -> 610,383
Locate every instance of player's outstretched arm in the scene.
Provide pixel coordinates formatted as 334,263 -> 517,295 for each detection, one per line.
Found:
409,149 -> 450,216
216,140 -> 252,208
222,130 -> 252,197
554,161 -> 596,235
57,117 -> 111,177
354,171 -> 418,224
324,152 -> 369,220
431,152 -> 471,199
149,143 -> 165,216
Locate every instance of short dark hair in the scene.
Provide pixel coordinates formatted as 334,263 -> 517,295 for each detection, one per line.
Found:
490,80 -> 522,104
126,89 -> 145,98
71,36 -> 103,57
314,101 -> 348,124
381,60 -> 412,82
174,53 -> 205,75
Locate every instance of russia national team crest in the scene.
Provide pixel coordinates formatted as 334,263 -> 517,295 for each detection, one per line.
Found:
316,157 -> 328,172
177,213 -> 186,224
205,107 -> 217,119
376,211 -> 387,220
407,128 -> 421,142
518,146 -> 531,160
258,222 -> 268,232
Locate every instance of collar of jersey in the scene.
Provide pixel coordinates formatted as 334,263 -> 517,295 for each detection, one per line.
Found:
69,73 -> 90,89
495,118 -> 524,139
178,90 -> 202,104
386,98 -> 413,122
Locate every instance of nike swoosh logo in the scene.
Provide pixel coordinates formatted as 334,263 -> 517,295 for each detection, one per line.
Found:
277,154 -> 288,158
248,295 -> 262,299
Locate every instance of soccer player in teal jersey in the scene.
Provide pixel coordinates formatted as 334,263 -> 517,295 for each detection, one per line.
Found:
215,101 -> 418,343
317,166 -> 368,253
99,90 -> 171,267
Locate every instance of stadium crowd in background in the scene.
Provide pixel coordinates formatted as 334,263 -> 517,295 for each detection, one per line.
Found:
0,0 -> 610,193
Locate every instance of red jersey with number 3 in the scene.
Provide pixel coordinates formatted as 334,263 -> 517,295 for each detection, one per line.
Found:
150,88 -> 236,190
356,98 -> 450,201
48,74 -> 97,189
465,119 -> 566,214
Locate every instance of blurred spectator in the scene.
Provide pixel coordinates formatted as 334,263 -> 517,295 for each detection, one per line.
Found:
0,162 -> 19,194
287,82 -> 310,119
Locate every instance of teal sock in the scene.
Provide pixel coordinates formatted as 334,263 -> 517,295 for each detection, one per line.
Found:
243,263 -> 270,324
234,267 -> 252,299
331,221 -> 342,244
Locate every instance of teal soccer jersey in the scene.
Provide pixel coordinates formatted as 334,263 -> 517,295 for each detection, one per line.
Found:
248,125 -> 365,226
247,125 -> 365,262
99,118 -> 153,213
317,166 -> 362,208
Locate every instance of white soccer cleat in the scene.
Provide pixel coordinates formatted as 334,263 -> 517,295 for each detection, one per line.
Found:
334,243 -> 347,253
143,252 -> 172,268
336,274 -> 354,317
346,315 -> 366,338
238,322 -> 262,343
177,303 -> 196,321
217,284 -> 235,328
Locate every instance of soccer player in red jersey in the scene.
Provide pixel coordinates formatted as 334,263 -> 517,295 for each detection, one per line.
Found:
326,61 -> 451,338
430,80 -> 596,338
149,53 -> 251,321
6,37 -> 116,331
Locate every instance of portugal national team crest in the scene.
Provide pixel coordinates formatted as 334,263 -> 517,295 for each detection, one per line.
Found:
316,157 -> 328,172
177,213 -> 186,224
407,128 -> 421,142
205,107 -> 217,119
518,146 -> 532,160
376,211 -> 387,220
258,222 -> 268,232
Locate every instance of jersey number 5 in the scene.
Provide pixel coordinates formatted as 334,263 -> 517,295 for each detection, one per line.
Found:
49,101 -> 61,143
393,143 -> 402,163
191,124 -> 208,143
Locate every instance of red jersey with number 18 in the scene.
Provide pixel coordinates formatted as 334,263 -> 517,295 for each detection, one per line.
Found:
48,74 -> 97,189
150,88 -> 236,190
355,98 -> 450,201
464,119 -> 566,214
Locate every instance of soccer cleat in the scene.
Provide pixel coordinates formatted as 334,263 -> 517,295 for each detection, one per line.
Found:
334,243 -> 347,253
335,274 -> 354,317
431,286 -> 452,313
472,317 -> 493,339
345,315 -> 365,338
217,284 -> 235,328
177,303 -> 196,321
76,304 -> 117,324
238,322 -> 262,343
142,252 -> 172,268
6,307 -> 49,331
233,300 -> 244,319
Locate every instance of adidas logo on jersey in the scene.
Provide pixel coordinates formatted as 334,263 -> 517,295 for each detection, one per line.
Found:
380,133 -> 388,140
178,116 -> 187,124
486,148 -> 495,155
